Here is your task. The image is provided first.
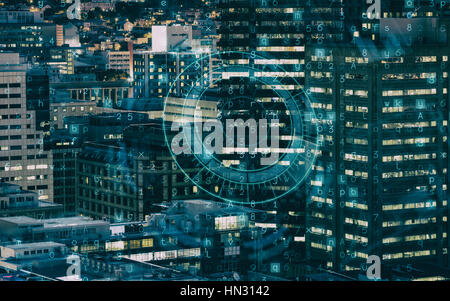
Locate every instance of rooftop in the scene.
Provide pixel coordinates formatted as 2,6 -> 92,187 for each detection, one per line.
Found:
0,216 -> 43,226
167,199 -> 262,216
36,201 -> 63,208
3,241 -> 65,250
0,216 -> 109,228
43,217 -> 109,229
51,80 -> 131,89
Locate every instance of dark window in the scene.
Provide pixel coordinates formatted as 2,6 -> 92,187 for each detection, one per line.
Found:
27,155 -> 35,159
0,104 -> 7,109
0,84 -> 7,88
27,134 -> 34,139
10,145 -> 21,150
0,125 -> 7,130
9,83 -> 20,88
10,135 -> 21,140
9,94 -> 21,98
9,104 -> 21,109
37,185 -> 48,190
27,186 -> 35,190
10,156 -> 21,161
0,136 -> 7,140
9,114 -> 21,119
27,145 -> 35,149
10,125 -> 21,129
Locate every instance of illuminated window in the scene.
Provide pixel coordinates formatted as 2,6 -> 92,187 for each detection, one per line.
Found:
214,215 -> 247,231
224,246 -> 240,256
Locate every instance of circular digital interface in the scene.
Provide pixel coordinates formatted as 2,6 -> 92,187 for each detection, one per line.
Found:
163,51 -> 319,205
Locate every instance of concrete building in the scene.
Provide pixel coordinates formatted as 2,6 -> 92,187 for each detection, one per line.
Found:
0,241 -> 67,260
0,215 -> 110,243
104,50 -> 132,76
133,50 -> 211,99
0,53 -> 53,202
49,91 -> 96,130
50,79 -> 132,107
0,183 -> 63,219
75,122 -> 204,222
0,241 -> 71,280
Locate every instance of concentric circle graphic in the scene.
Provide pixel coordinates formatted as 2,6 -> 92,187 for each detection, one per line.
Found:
163,51 -> 319,205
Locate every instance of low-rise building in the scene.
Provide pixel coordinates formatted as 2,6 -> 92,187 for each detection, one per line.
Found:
0,241 -> 67,260
50,91 -> 96,130
0,215 -> 110,243
0,183 -> 63,219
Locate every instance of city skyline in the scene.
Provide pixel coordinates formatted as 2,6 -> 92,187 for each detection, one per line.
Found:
0,0 -> 449,284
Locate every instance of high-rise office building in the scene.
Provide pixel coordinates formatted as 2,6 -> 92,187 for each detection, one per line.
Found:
214,0 -> 356,277
305,18 -> 450,275
215,0 -> 304,279
215,0 -> 450,279
0,53 -> 53,202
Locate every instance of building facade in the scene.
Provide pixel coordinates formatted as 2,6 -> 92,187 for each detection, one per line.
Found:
75,123 -> 207,222
133,50 -> 211,99
305,21 -> 450,273
0,53 -> 53,202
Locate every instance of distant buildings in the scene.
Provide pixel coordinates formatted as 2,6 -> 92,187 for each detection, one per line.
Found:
0,0 -> 449,282
0,215 -> 110,243
0,10 -> 43,24
133,50 -> 211,99
46,47 -> 75,75
0,10 -> 80,63
49,92 -> 96,130
80,0 -> 116,13
0,199 -> 270,280
104,50 -> 132,76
